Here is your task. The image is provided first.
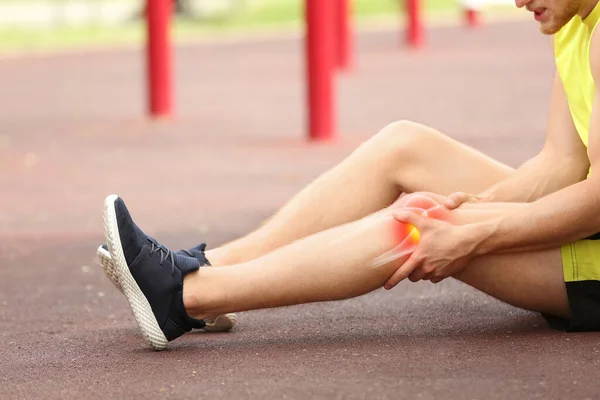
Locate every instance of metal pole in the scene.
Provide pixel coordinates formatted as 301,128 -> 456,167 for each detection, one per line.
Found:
147,0 -> 173,118
335,0 -> 353,71
406,0 -> 423,48
306,0 -> 336,141
465,9 -> 482,27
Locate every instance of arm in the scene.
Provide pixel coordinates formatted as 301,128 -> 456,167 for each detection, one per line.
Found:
474,32 -> 600,254
383,42 -> 597,288
447,73 -> 589,207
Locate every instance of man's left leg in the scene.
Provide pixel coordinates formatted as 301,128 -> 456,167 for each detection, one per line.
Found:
206,121 -> 513,266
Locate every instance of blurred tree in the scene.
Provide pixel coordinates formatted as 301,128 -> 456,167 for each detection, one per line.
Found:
173,0 -> 188,15
174,0 -> 244,20
137,0 -> 244,21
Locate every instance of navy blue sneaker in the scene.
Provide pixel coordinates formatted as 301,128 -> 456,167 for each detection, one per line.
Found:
103,194 -> 206,350
96,243 -> 238,332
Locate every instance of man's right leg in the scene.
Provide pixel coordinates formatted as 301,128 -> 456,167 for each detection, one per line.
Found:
208,121 -> 513,265
102,194 -> 569,350
186,202 -> 569,322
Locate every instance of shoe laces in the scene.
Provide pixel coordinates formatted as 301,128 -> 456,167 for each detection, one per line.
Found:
148,238 -> 176,276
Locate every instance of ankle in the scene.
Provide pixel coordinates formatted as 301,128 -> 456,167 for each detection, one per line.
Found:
183,292 -> 206,319
182,271 -> 224,320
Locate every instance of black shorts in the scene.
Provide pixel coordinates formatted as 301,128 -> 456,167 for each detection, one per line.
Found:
542,234 -> 600,331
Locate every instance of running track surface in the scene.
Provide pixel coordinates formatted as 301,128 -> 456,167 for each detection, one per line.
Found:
1,20 -> 598,400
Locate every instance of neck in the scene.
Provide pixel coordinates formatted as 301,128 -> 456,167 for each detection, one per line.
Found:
579,0 -> 599,18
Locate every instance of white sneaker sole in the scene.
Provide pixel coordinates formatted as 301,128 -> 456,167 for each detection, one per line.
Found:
103,194 -> 168,350
97,245 -> 120,290
97,228 -> 238,334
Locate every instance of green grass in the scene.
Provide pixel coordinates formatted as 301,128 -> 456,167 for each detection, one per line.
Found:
0,0 -> 464,54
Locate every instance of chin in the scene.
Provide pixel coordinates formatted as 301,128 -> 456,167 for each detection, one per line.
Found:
540,25 -> 558,34
541,12 -> 578,35
539,21 -> 563,35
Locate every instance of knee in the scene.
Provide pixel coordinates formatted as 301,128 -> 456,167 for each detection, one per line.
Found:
367,120 -> 439,160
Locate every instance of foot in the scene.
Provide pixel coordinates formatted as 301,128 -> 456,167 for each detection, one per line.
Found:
103,194 -> 212,350
97,244 -> 237,333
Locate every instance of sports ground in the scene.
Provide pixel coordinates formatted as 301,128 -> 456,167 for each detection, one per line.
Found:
1,19 -> 599,399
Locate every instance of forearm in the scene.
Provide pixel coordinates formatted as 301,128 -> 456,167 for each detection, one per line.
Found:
480,151 -> 587,203
475,177 -> 600,255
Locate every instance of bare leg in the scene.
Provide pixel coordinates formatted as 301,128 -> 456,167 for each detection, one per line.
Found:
207,121 -> 513,265
186,203 -> 569,321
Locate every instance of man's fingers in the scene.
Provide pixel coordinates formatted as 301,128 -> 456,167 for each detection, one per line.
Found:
408,268 -> 426,282
444,192 -> 490,209
384,255 -> 420,290
444,192 -> 467,209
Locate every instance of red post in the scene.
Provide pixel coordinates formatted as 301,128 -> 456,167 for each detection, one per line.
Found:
147,0 -> 173,118
306,0 -> 336,141
406,0 -> 423,48
465,8 -> 482,26
334,0 -> 353,71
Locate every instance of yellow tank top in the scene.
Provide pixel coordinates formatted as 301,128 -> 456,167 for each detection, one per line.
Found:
554,2 -> 600,148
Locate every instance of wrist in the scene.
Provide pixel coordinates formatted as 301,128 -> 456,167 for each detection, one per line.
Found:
466,218 -> 502,257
